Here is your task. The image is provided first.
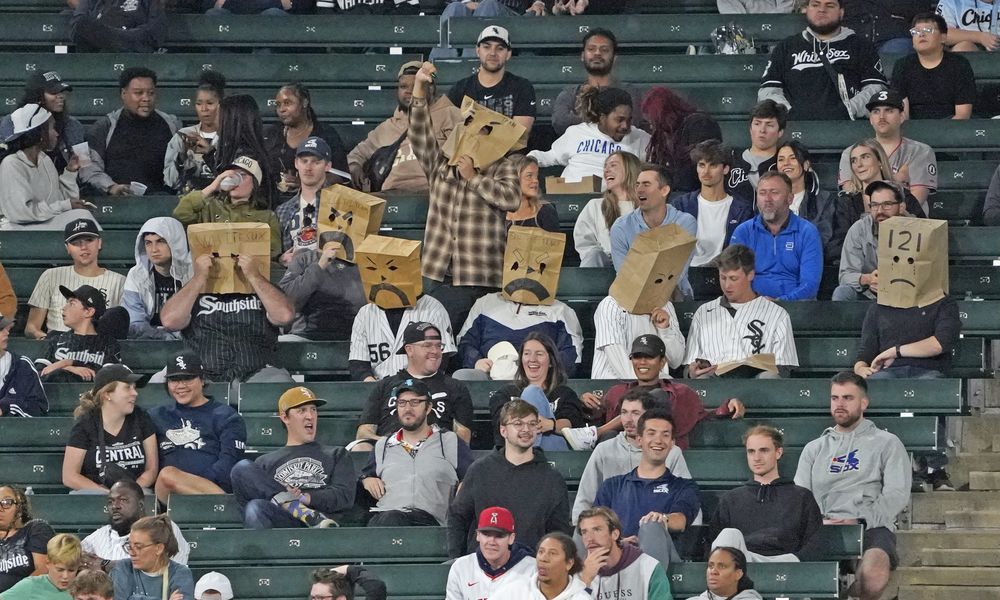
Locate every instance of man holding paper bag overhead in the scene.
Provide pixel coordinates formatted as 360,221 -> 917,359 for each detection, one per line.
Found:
410,61 -> 523,335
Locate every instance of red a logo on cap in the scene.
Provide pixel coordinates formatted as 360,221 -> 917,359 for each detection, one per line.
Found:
490,512 -> 498,525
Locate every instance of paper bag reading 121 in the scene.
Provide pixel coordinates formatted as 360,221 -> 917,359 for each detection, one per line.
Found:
188,223 -> 272,295
441,97 -> 526,169
501,226 -> 566,306
877,216 -> 948,309
610,224 -> 697,314
356,235 -> 422,309
318,185 -> 386,263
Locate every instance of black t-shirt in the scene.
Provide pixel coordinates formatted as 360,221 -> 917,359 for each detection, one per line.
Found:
488,383 -> 587,449
67,408 -> 157,486
0,520 -> 54,592
507,203 -> 559,233
184,293 -> 278,382
151,269 -> 181,327
38,331 -> 121,374
360,369 -> 474,436
104,110 -> 173,193
891,52 -> 977,119
447,72 -> 537,119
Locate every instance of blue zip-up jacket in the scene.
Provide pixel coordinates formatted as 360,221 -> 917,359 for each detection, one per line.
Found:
730,212 -> 823,301
0,354 -> 48,417
671,191 -> 754,248
594,467 -> 701,538
149,398 -> 247,492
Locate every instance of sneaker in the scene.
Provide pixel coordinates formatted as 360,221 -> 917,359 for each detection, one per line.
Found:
276,497 -> 339,528
562,426 -> 597,451
929,469 -> 956,491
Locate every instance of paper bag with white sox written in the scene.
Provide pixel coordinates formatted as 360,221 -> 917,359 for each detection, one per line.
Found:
188,223 -> 271,295
610,224 -> 697,314
501,226 -> 566,306
441,96 -> 526,169
356,235 -> 422,310
877,216 -> 948,309
318,185 -> 386,263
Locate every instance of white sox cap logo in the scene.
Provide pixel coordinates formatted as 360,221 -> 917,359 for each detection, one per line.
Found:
175,356 -> 187,370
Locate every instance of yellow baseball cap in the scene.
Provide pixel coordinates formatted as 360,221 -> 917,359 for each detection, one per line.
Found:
277,386 -> 327,414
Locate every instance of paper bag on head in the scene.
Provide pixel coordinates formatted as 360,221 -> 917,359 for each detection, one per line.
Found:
441,96 -> 526,169
501,226 -> 566,306
188,223 -> 271,295
318,185 -> 387,263
609,224 -> 696,314
356,235 -> 422,309
877,216 -> 948,309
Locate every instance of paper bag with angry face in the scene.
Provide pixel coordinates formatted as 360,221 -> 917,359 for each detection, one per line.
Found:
609,224 -> 697,314
318,185 -> 387,263
442,96 -> 527,169
877,216 -> 948,309
356,235 -> 422,309
501,226 -> 565,306
188,222 -> 272,295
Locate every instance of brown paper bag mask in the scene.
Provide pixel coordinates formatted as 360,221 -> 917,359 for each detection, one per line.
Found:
318,185 -> 387,263
609,224 -> 697,314
441,97 -> 526,169
715,353 -> 777,375
188,223 -> 272,295
501,226 -> 566,306
356,235 -> 422,309
877,216 -> 948,309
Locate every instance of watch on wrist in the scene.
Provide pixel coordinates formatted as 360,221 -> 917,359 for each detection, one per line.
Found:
895,344 -> 903,358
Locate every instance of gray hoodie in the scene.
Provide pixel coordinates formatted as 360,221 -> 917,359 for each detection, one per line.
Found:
686,590 -> 763,600
122,217 -> 192,340
838,214 -> 878,299
793,418 -> 911,531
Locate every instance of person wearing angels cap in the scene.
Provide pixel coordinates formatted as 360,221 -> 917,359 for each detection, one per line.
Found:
446,506 -> 538,600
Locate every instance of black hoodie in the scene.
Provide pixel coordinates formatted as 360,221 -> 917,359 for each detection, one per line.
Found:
708,477 -> 822,558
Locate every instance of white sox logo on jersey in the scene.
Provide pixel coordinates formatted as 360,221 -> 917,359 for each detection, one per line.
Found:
743,319 -> 766,354
791,47 -> 850,71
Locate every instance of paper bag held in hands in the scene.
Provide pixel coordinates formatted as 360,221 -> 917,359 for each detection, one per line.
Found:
877,216 -> 948,309
501,226 -> 566,306
442,97 -> 527,169
714,353 -> 777,376
544,175 -> 602,195
610,224 -> 697,314
188,223 -> 271,295
356,234 -> 422,309
318,185 -> 387,263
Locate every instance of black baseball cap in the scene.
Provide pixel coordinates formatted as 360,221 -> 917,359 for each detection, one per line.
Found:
395,321 -> 442,355
59,285 -> 106,319
630,334 -> 666,358
165,351 -> 204,380
64,218 -> 101,243
391,377 -> 431,400
27,70 -> 72,95
92,364 -> 143,393
865,89 -> 904,112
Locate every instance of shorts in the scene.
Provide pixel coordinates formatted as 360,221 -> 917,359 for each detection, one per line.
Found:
863,526 -> 898,569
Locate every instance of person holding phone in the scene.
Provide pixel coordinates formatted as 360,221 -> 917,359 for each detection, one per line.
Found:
164,71 -> 225,194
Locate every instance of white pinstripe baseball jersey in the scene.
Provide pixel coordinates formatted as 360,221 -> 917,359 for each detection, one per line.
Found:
683,295 -> 799,367
27,266 -> 125,332
348,295 -> 456,380
591,295 -> 686,380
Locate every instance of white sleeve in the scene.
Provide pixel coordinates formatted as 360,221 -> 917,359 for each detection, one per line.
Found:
935,0 -> 959,27
772,310 -> 799,367
171,523 -> 191,565
573,199 -> 607,266
666,446 -> 690,478
683,307 -> 705,365
527,128 -> 578,168
659,302 -> 686,371
837,147 -> 851,187
349,305 -> 375,362
445,560 -> 465,600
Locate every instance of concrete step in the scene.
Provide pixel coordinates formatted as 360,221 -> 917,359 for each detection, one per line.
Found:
970,471 -> 1000,491
992,434 -> 1000,453
899,566 -> 1000,586
921,547 -> 1000,566
954,453 -> 1000,471
945,510 -> 1000,528
900,585 -> 1000,600
897,530 -> 1000,567
912,491 -> 1000,524
959,415 -> 1000,453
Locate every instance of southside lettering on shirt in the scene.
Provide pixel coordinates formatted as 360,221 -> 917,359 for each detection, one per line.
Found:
185,293 -> 278,381
36,331 -> 121,372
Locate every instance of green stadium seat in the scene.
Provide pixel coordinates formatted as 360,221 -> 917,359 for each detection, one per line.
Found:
168,494 -> 244,530
795,336 -> 985,377
29,494 -> 124,532
669,561 -> 838,598
0,0 -> 64,12
0,453 -> 65,491
0,229 -> 137,266
811,161 -> 997,193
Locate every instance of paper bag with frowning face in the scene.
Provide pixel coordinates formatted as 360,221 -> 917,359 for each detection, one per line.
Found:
877,216 -> 948,309
441,96 -> 526,169
318,185 -> 386,263
356,235 -> 422,309
609,224 -> 696,314
188,223 -> 271,295
501,226 -> 565,306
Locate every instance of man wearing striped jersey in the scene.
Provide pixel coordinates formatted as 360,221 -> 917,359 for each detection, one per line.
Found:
685,244 -> 798,379
348,295 -> 455,381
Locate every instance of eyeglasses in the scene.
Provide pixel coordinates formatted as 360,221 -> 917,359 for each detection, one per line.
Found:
123,541 -> 156,554
909,26 -> 937,36
396,398 -> 427,408
868,200 -> 902,210
504,420 -> 540,431
0,499 -> 19,509
411,341 -> 444,351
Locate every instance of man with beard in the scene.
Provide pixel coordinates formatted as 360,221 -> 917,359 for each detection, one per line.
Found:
551,29 -> 646,136
81,480 -> 190,565
359,379 -> 473,527
795,372 -> 910,600
731,172 -> 823,301
348,62 -> 461,193
759,0 -> 887,120
833,181 -> 906,301
446,506 -> 537,599
577,507 -> 672,600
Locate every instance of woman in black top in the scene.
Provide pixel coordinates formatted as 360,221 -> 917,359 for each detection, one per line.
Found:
506,155 -> 559,232
0,484 -> 55,593
213,94 -> 279,209
488,333 -> 586,450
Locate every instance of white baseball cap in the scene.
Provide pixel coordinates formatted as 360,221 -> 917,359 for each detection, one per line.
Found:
488,341 -> 519,380
195,572 -> 233,600
3,103 -> 51,143
477,25 -> 511,48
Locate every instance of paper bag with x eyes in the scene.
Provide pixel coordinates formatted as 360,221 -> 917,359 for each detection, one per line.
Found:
317,184 -> 387,263
355,235 -> 422,310
609,224 -> 697,314
501,226 -> 566,306
441,96 -> 527,169
188,223 -> 271,295
877,216 -> 948,309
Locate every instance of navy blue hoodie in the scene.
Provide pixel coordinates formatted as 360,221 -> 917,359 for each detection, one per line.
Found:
0,354 -> 48,417
149,398 -> 247,492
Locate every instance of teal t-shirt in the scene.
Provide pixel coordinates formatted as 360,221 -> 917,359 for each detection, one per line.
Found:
1,574 -> 71,600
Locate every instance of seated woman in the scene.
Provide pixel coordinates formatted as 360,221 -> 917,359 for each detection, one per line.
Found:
488,333 -> 586,451
775,140 -> 836,258
686,546 -> 762,600
1,533 -> 82,600
491,532 -> 591,600
506,156 -> 558,232
164,70 -> 225,194
0,485 -> 55,593
573,150 -> 640,268
172,153 -> 282,258
110,515 -> 194,600
0,71 -> 84,175
62,365 -> 158,494
529,87 -> 650,183
0,104 -> 93,230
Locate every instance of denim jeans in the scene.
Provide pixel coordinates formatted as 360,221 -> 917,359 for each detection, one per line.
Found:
230,459 -> 303,529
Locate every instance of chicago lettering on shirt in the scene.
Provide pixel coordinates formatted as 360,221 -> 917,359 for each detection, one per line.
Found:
576,139 -> 624,154
196,295 -> 264,316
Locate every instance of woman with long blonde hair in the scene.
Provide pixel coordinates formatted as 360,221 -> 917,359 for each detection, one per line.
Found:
506,155 -> 559,232
573,150 -> 642,267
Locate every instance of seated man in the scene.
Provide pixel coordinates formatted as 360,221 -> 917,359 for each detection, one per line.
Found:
35,285 -> 121,383
0,315 -> 48,417
709,425 -> 822,562
685,244 -> 799,379
594,409 -> 700,568
230,387 -> 356,529
935,0 -> 1000,51
730,172 -> 823,301
68,569 -> 114,600
122,217 -> 192,340
833,181 -> 905,302
728,100 -> 787,203
360,379 -> 473,526
591,292 -> 685,383
795,372 -> 911,600
81,480 -> 190,565
577,507 -> 672,599
276,137 -> 332,264
70,0 -> 166,53
306,566 -> 387,600
446,506 -> 537,599
149,352 -> 247,505
352,322 -> 473,451
892,13 -> 976,120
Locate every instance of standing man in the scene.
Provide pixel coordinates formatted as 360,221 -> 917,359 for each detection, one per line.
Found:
446,507 -> 537,600
728,100 -> 787,202
795,372 -> 911,600
229,386 -> 356,529
730,172 -> 823,301
833,181 -> 905,301
891,13 -> 976,120
759,0 -> 887,120
577,507 -> 672,599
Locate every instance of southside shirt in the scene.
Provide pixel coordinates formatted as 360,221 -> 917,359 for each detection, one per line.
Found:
360,369 -> 474,436
447,72 -> 537,119
0,520 -> 54,592
67,408 -> 156,485
183,293 -> 278,382
36,331 -> 121,373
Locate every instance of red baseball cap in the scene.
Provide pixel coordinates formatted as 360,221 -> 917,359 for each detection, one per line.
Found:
477,506 -> 515,534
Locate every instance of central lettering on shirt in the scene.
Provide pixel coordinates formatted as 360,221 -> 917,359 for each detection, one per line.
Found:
576,139 -> 623,155
727,168 -> 749,189
274,457 -> 328,489
598,590 -> 636,599
96,441 -> 145,468
196,295 -> 263,316
791,48 -> 851,71
54,347 -> 106,364
121,0 -> 139,10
